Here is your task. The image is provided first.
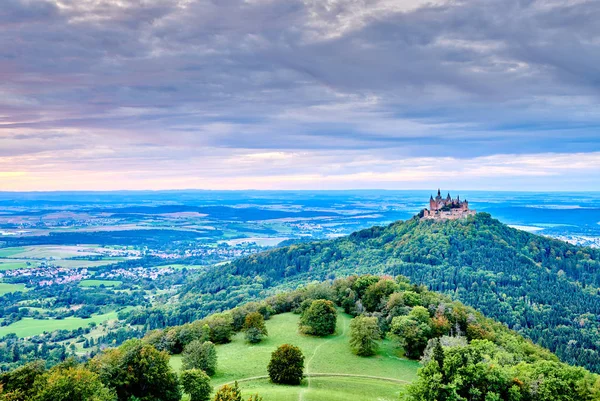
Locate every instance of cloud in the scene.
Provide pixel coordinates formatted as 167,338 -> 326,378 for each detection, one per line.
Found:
0,0 -> 599,190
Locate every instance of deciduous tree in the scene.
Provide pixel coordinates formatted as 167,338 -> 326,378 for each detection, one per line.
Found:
181,369 -> 212,401
267,344 -> 304,385
182,341 -> 217,376
349,315 -> 381,356
89,339 -> 181,401
243,312 -> 267,344
299,300 -> 337,336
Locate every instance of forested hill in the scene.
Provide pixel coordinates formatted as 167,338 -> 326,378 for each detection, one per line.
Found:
177,212 -> 600,372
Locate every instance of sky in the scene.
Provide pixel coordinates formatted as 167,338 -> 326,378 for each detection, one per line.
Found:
1,0 -> 600,191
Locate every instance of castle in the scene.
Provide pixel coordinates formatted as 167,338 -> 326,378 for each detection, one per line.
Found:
422,189 -> 476,220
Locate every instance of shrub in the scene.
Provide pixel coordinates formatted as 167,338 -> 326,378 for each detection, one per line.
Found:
213,382 -> 241,401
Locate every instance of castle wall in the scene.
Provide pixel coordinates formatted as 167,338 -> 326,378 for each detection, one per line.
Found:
422,191 -> 474,220
422,209 -> 476,220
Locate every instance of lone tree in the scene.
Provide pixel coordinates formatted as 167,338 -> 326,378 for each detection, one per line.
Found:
181,369 -> 212,401
299,299 -> 337,336
267,344 -> 304,385
243,312 -> 268,344
182,340 -> 217,376
349,315 -> 381,356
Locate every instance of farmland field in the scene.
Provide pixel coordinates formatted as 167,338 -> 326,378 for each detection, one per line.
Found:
0,245 -> 103,259
0,310 -> 124,338
0,283 -> 27,295
0,247 -> 27,258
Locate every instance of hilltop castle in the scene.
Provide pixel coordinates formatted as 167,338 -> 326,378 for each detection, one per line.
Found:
422,189 -> 476,220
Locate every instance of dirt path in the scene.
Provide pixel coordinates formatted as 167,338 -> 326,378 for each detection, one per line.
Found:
298,319 -> 348,401
224,372 -> 411,386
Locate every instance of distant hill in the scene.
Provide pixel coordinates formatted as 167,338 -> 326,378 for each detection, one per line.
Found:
179,213 -> 600,372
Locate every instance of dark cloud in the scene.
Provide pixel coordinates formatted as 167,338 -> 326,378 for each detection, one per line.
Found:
0,0 -> 599,189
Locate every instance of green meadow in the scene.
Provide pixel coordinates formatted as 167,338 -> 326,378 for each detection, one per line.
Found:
79,279 -> 123,287
0,260 -> 35,270
0,247 -> 27,258
170,312 -> 419,401
0,283 -> 27,295
0,310 -> 122,338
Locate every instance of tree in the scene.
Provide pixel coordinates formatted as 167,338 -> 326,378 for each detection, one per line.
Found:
391,306 -> 432,359
31,365 -> 116,401
243,312 -> 268,344
349,316 -> 381,356
205,314 -> 234,344
267,344 -> 304,385
182,341 -> 217,376
299,300 -> 337,336
432,339 -> 444,372
180,369 -> 212,401
0,361 -> 46,401
89,339 -> 181,401
362,279 -> 398,312
351,275 -> 380,298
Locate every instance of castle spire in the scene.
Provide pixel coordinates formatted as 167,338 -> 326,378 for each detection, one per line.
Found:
437,188 -> 441,196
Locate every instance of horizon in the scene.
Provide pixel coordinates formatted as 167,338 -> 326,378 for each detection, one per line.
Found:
1,188 -> 600,194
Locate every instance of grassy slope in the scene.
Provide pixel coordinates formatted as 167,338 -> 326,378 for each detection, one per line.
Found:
171,312 -> 419,401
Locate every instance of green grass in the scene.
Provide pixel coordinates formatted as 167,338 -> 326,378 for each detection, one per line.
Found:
0,283 -> 27,295
231,377 -> 408,401
170,312 -> 419,400
0,260 -> 34,270
0,247 -> 26,258
79,279 -> 123,287
0,310 -> 122,338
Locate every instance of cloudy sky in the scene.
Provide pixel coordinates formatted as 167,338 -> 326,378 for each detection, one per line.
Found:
1,0 -> 599,191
